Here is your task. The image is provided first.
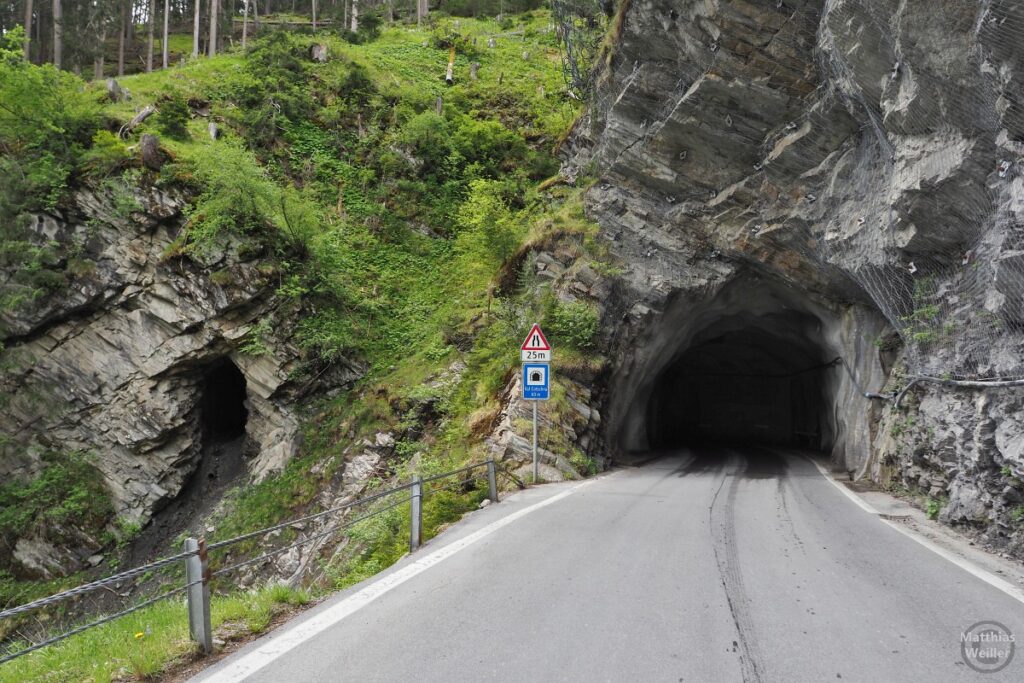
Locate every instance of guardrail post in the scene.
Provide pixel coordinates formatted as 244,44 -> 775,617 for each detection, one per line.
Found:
185,537 -> 213,654
410,475 -> 423,552
486,460 -> 499,503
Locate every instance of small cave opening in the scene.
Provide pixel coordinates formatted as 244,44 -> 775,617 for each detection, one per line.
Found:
644,312 -> 834,450
126,358 -> 251,566
200,359 -> 249,438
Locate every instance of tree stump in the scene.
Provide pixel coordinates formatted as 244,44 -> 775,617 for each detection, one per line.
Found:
470,62 -> 480,80
106,78 -> 127,102
310,44 -> 328,62
208,122 -> 220,140
140,134 -> 164,171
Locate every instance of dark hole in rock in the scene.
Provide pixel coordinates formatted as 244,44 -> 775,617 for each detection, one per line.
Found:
608,276 -> 879,460
201,359 -> 248,438
126,359 -> 250,567
645,312 -> 831,450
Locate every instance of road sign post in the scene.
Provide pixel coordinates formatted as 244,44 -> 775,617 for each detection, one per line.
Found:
521,324 -> 552,484
533,402 -> 538,482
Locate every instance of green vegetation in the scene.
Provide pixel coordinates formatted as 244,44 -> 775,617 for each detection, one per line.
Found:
0,451 -> 113,544
545,299 -> 599,350
0,28 -> 103,317
925,496 -> 945,521
0,584 -> 310,683
0,10 -> 614,677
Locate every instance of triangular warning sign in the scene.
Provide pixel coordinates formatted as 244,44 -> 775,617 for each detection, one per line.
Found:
521,323 -> 551,351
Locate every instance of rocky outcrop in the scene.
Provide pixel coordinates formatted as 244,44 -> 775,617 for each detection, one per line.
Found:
553,0 -> 1024,556
0,180 -> 361,576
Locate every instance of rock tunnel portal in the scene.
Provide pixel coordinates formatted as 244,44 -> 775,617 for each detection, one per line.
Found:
608,276 -> 891,464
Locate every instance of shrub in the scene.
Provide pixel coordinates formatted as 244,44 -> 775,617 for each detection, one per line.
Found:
451,117 -> 527,179
545,300 -> 599,350
398,112 -> 455,179
456,179 -> 521,264
79,130 -> 133,176
156,92 -> 191,140
183,140 -> 319,255
341,10 -> 384,44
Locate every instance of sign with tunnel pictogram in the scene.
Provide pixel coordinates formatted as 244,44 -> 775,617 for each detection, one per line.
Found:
522,363 -> 550,401
520,323 -> 552,362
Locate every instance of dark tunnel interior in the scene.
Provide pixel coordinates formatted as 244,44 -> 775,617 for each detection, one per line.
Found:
200,359 -> 249,438
644,311 -> 835,451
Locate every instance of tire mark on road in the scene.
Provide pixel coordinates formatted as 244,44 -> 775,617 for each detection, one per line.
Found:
776,478 -> 807,558
709,454 -> 767,683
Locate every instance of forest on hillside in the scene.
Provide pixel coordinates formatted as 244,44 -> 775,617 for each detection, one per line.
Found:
0,6 -> 614,677
0,0 -> 546,75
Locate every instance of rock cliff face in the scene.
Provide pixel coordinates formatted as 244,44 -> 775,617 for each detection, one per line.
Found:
558,0 -> 1024,555
0,183 -> 361,575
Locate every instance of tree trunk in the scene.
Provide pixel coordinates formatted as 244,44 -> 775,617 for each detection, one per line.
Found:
193,0 -> 201,57
311,0 -> 316,30
94,29 -> 107,79
208,0 -> 218,57
146,0 -> 155,72
162,0 -> 170,68
242,0 -> 249,46
119,104 -> 157,138
51,0 -> 62,68
253,0 -> 259,30
349,0 -> 357,31
22,0 -> 33,61
118,0 -> 126,75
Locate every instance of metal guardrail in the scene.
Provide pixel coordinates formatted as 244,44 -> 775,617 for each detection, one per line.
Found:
0,459 -> 500,665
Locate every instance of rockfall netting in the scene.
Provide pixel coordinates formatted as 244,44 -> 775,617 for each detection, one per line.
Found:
561,0 -> 1024,382
552,0 -> 609,99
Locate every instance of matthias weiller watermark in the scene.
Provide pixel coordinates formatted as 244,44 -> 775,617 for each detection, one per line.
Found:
961,621 -> 1015,673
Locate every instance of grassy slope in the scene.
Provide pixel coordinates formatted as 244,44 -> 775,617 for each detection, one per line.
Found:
1,12 -> 610,681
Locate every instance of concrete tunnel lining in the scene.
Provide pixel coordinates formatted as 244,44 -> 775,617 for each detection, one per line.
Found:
608,275 -> 892,465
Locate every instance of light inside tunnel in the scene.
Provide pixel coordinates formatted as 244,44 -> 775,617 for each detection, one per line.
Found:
200,359 -> 249,438
645,310 -> 834,449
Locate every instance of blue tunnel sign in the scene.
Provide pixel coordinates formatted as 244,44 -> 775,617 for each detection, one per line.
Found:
522,363 -> 550,401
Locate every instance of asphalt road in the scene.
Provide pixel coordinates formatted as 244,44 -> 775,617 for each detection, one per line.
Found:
194,449 -> 1024,682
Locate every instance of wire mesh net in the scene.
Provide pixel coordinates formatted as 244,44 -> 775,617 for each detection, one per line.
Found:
564,0 -> 1024,381
552,0 -> 609,99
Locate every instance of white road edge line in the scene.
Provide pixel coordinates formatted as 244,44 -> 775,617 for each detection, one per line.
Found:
194,480 -> 594,683
804,457 -> 880,514
805,455 -> 1024,606
877,517 -> 1024,605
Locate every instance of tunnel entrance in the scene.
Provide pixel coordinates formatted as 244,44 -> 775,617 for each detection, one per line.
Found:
200,359 -> 249,438
645,315 -> 834,450
605,275 -> 879,458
